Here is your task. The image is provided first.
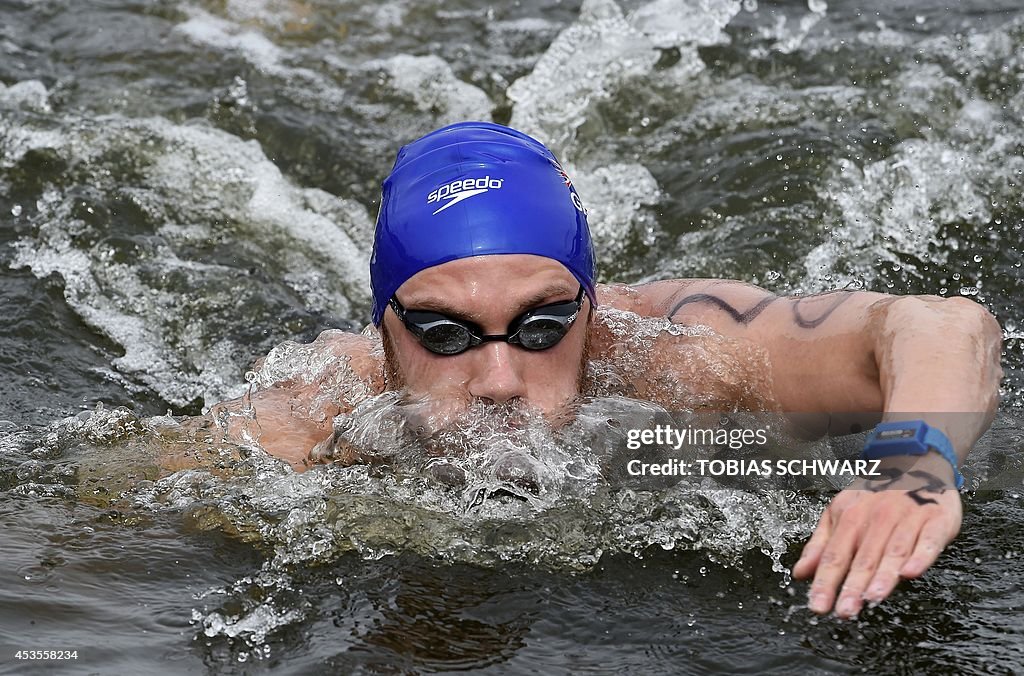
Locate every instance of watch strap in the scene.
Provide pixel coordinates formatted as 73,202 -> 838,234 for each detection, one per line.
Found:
862,421 -> 965,490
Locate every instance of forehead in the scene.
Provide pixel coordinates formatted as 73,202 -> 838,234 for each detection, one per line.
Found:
396,254 -> 577,310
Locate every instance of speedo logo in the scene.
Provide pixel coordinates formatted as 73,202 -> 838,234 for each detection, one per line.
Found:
427,175 -> 504,215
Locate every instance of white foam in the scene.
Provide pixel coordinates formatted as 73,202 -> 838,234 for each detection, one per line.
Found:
0,79 -> 51,113
570,162 -> 661,258
749,0 -> 827,56
506,0 -> 740,269
7,115 -> 371,407
149,120 -> 371,311
628,0 -> 739,48
373,54 -> 493,124
802,61 -> 1024,291
176,8 -> 284,73
507,0 -> 659,155
174,6 -> 346,109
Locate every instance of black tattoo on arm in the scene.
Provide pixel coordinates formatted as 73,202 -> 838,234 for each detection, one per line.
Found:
664,287 -> 859,329
791,292 -> 854,328
667,293 -> 778,324
905,470 -> 947,505
863,468 -> 948,504
864,467 -> 904,490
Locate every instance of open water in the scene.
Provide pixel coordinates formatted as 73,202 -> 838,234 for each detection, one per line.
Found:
1,0 -> 1023,673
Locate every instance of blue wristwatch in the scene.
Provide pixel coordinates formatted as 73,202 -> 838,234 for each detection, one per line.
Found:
861,420 -> 964,489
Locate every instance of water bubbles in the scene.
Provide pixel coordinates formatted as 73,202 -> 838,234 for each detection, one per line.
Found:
11,204 -> 22,217
743,0 -> 758,11
915,15 -> 926,25
973,254 -> 983,263
807,0 -> 827,15
958,286 -> 979,296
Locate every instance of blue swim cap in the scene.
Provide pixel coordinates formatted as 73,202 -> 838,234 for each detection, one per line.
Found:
369,121 -> 596,325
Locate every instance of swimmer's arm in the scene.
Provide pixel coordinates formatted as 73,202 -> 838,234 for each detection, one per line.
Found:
637,279 -> 1003,616
208,330 -> 386,472
772,291 -> 1000,618
640,279 -> 1001,431
207,387 -> 337,472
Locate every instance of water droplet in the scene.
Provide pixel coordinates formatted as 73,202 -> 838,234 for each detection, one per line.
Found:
915,15 -> 926,24
973,254 -> 983,263
11,204 -> 22,217
743,0 -> 758,11
776,154 -> 783,161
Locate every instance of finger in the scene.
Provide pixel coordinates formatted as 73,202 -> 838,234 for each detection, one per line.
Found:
864,513 -> 924,604
900,516 -> 952,579
793,507 -> 834,580
833,515 -> 900,619
806,511 -> 865,614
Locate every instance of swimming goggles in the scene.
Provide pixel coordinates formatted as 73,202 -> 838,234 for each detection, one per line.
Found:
388,286 -> 586,356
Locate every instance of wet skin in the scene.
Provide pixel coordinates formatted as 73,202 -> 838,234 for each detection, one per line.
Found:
379,255 -> 589,423
210,254 -> 1002,619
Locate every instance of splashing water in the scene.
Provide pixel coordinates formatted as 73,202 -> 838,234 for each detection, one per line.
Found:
3,107 -> 371,408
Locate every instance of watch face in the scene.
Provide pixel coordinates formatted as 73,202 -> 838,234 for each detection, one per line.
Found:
876,428 -> 917,440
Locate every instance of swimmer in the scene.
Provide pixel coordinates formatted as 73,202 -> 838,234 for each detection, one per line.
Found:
208,122 -> 1002,619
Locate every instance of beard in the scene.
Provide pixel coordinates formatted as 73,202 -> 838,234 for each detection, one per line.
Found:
335,319 -> 596,493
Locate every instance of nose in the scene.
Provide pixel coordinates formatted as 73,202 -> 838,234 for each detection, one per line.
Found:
466,342 -> 527,405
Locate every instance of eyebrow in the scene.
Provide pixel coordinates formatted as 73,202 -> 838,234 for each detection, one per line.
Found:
402,282 -> 578,321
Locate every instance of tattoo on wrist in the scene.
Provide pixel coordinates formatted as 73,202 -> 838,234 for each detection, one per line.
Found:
905,470 -> 947,505
862,467 -> 948,504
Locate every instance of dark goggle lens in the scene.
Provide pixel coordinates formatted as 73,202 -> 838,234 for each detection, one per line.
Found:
419,322 -> 473,355
514,318 -> 568,350
392,285 -> 584,356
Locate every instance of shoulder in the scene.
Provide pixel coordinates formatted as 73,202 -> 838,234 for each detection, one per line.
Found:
596,279 -> 779,329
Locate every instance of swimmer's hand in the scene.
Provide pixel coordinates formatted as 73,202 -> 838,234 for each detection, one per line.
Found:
792,457 -> 962,619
